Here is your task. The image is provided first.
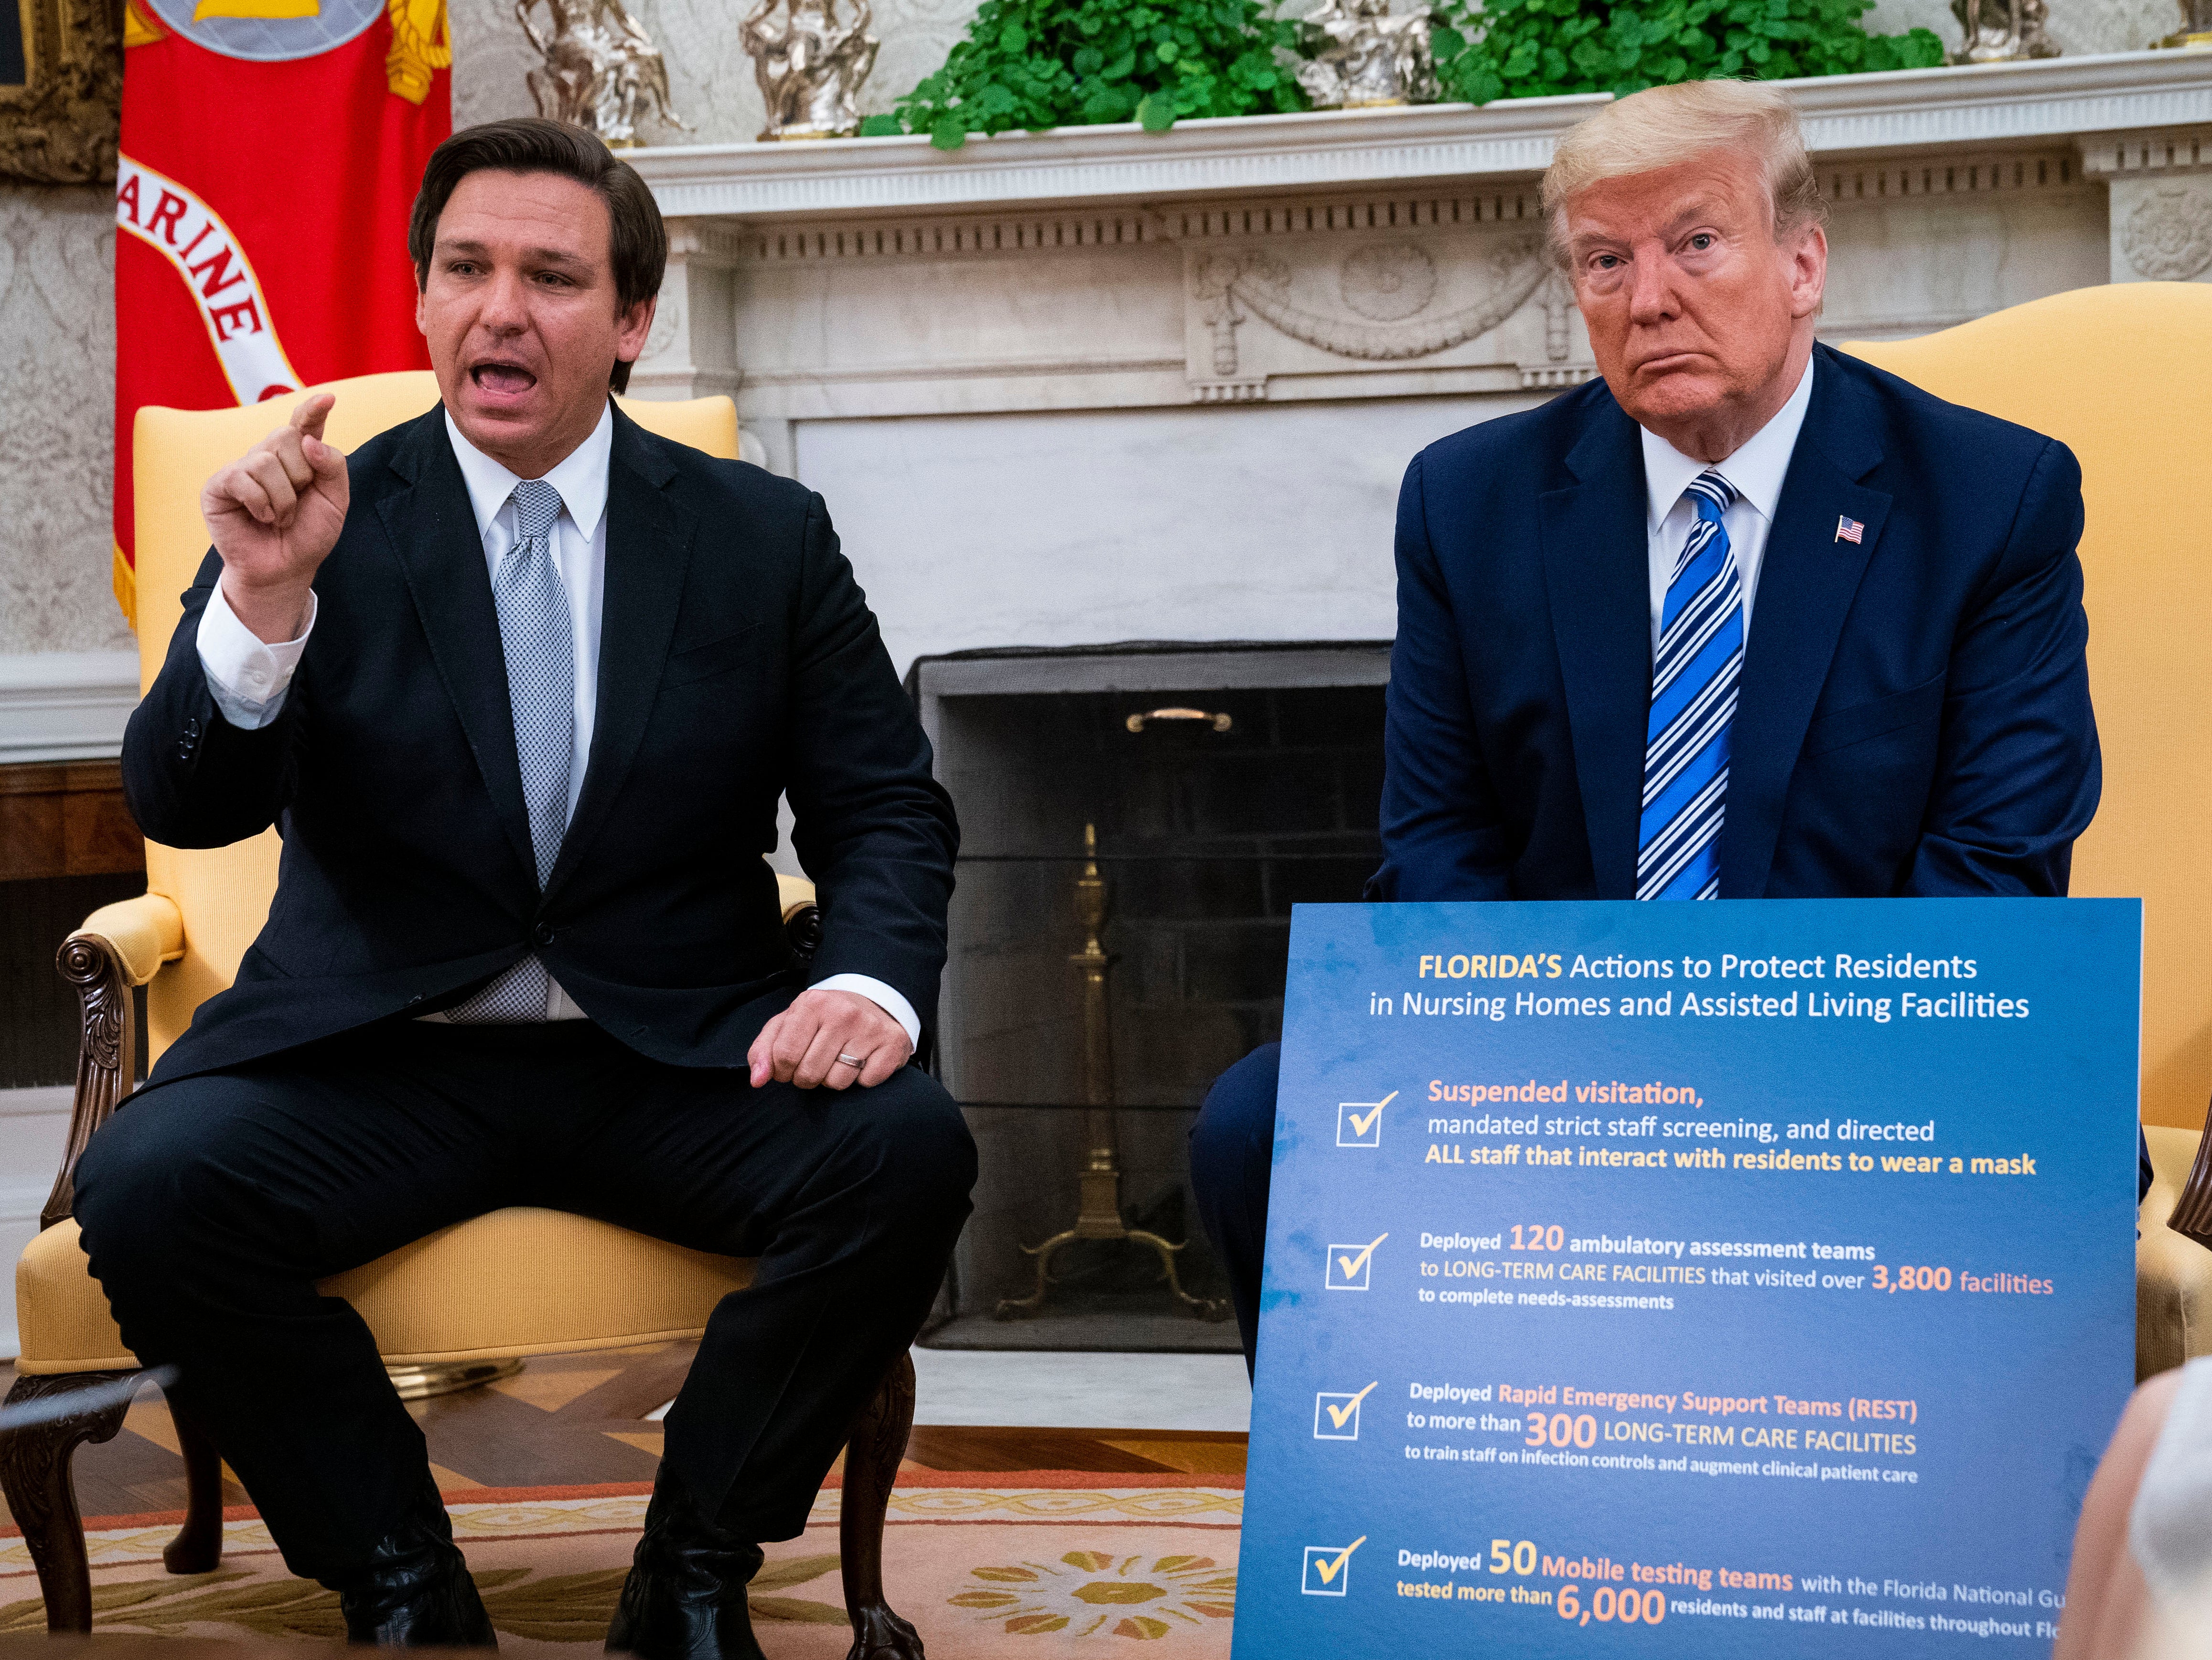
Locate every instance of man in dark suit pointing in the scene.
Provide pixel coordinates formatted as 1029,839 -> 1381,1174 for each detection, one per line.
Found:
76,119 -> 973,1657
1192,78 -> 2105,1373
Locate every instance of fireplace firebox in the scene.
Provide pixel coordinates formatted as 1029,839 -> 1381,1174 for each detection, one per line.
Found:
911,643 -> 1389,1351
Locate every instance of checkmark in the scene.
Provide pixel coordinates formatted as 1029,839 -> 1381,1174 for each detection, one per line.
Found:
1346,1092 -> 1397,1138
1333,1233 -> 1387,1283
1313,1537 -> 1367,1585
1326,1382 -> 1379,1429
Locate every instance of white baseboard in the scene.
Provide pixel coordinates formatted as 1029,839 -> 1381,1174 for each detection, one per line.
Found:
0,1087 -> 77,1362
0,1085 -> 72,1118
0,652 -> 141,765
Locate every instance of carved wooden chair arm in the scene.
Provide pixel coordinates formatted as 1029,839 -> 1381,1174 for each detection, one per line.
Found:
47,895 -> 185,1233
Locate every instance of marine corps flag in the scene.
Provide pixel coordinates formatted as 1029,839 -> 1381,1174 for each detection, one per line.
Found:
112,0 -> 451,624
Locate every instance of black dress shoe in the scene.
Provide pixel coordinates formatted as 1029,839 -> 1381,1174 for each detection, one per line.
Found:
331,1477 -> 497,1647
605,1470 -> 766,1660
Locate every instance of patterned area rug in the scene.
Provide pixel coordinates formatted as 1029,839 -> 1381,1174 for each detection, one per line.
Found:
0,1473 -> 1242,1656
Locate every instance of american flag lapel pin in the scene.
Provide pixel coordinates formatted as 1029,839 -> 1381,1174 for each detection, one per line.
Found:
1835,515 -> 1865,544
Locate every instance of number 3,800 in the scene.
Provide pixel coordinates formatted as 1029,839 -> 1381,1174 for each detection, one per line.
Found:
1871,1264 -> 1952,1292
1558,1585 -> 1667,1627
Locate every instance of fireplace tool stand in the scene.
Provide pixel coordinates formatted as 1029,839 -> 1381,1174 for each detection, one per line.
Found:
996,825 -> 1229,1322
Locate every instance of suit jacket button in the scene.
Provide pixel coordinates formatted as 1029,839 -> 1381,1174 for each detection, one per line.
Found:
176,738 -> 194,760
183,717 -> 201,739
532,922 -> 557,946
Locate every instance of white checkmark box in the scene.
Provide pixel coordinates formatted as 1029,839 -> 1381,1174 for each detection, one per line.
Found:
1325,1234 -> 1386,1291
1314,1382 -> 1378,1440
1302,1538 -> 1365,1596
1335,1092 -> 1396,1147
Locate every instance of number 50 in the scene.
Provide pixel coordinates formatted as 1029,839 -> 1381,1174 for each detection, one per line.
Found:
1490,1539 -> 1537,1575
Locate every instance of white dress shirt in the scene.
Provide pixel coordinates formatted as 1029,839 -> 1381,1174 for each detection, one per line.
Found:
195,404 -> 920,1044
1640,354 -> 1815,655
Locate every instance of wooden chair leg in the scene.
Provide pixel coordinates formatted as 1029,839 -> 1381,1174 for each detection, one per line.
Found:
161,1396 -> 225,1574
0,1372 -> 135,1633
838,1352 -> 922,1660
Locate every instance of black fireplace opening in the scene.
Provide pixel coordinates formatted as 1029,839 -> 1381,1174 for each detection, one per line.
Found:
913,644 -> 1389,1351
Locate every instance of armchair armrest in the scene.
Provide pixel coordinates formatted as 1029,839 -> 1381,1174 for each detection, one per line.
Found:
48,894 -> 186,1232
777,874 -> 821,965
75,895 -> 185,987
776,874 -> 817,923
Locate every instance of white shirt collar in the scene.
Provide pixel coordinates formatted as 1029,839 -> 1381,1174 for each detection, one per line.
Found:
443,402 -> 614,545
1640,353 -> 1815,532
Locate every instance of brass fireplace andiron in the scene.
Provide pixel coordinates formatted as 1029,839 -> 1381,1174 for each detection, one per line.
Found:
996,824 -> 1229,1322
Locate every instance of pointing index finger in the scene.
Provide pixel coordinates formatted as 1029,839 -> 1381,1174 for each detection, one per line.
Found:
290,392 -> 336,444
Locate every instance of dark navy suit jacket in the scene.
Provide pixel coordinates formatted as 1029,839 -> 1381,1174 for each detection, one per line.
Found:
124,405 -> 957,1088
1369,342 -> 2100,902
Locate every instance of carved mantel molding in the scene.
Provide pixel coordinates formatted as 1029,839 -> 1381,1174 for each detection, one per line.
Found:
620,52 -> 2212,424
629,53 -> 2212,223
2079,125 -> 2212,282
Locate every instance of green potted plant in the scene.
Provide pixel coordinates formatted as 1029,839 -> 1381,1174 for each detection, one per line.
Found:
862,0 -> 1307,147
866,0 -> 1944,149
1430,0 -> 1943,104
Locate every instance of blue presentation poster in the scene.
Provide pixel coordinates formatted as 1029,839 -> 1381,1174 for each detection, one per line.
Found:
1235,899 -> 2140,1659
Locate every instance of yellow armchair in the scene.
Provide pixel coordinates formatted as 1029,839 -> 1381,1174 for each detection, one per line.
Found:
8,375 -> 920,1656
1844,282 -> 2212,1381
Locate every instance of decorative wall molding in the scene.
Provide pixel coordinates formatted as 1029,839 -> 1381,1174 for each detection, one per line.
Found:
1787,52 -> 2212,156
741,354 -> 1187,386
634,99 -> 1590,221
2079,124 -> 2212,174
628,53 -> 2212,223
696,131 -> 2113,416
0,652 -> 141,765
1819,146 -> 2089,201
2119,183 -> 2212,278
2077,121 -> 2212,282
1170,192 -> 1546,239
630,55 -> 2184,417
748,213 -> 1161,263
1189,236 -> 1549,379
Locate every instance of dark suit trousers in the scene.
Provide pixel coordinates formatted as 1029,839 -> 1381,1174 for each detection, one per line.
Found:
73,1017 -> 976,1585
1188,1043 -> 1280,1380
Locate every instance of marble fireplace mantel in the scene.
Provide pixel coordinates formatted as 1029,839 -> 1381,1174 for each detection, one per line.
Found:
618,52 -> 2212,675
627,52 -> 2212,443
631,52 -> 2212,222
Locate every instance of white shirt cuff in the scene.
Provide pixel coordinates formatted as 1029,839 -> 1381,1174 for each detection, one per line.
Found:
198,578 -> 316,730
815,973 -> 923,1050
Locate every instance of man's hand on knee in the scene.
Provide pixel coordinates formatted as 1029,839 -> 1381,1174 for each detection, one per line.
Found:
749,989 -> 913,1092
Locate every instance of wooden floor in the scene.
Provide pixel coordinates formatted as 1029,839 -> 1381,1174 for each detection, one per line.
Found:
32,1346 -> 1247,1522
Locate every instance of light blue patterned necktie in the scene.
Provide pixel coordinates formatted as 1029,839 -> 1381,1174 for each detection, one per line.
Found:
447,478 -> 573,1022
1637,469 -> 1742,902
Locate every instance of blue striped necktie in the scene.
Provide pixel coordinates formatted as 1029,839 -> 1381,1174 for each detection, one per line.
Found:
1637,469 -> 1742,902
447,478 -> 573,1022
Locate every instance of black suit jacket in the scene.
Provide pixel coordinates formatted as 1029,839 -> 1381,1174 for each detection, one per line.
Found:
125,404 -> 958,1086
1370,343 -> 2100,902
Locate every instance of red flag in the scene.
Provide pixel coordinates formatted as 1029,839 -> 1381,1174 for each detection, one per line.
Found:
112,0 -> 450,624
